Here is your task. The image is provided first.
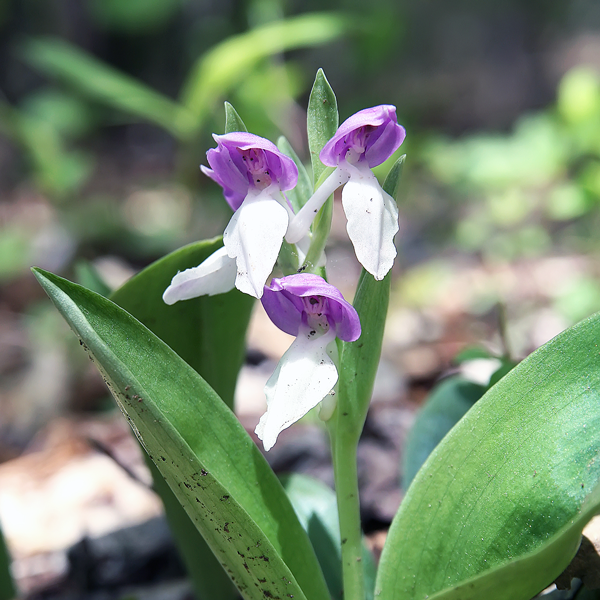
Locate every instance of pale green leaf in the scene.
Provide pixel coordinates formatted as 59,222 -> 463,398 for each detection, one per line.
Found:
377,313 -> 600,600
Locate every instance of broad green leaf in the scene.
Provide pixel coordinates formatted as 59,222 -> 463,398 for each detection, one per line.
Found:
19,37 -> 195,139
145,457 -> 237,600
110,238 -> 253,408
376,312 -> 600,600
307,69 -> 338,186
281,473 -> 376,600
180,14 -> 349,129
402,377 -> 486,491
0,523 -> 15,600
110,239 -> 252,600
277,135 -> 313,213
224,101 -> 248,133
33,268 -> 330,600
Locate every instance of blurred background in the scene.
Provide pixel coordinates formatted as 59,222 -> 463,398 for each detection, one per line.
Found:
2,0 -> 600,597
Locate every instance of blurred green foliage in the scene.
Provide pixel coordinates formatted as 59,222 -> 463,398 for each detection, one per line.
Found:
418,66 -> 600,262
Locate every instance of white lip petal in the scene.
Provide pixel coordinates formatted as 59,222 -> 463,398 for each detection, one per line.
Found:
341,165 -> 399,280
224,190 -> 289,298
255,328 -> 338,451
162,246 -> 236,304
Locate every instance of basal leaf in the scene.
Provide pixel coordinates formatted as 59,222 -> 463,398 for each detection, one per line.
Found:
110,238 -> 252,600
377,312 -> 600,600
281,473 -> 377,600
402,377 -> 486,491
110,238 -> 253,408
34,268 -> 330,600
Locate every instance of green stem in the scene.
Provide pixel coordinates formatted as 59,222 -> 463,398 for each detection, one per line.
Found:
329,422 -> 364,600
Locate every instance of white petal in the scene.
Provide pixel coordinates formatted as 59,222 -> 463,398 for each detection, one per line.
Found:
255,329 -> 338,451
342,166 -> 399,280
224,190 -> 288,298
285,168 -> 351,244
162,246 -> 236,304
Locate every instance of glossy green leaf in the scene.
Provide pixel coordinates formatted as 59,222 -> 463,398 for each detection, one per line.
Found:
0,523 -> 15,600
307,69 -> 338,186
281,473 -> 376,600
33,268 -> 331,600
376,312 -> 600,600
110,238 -> 252,600
19,37 -> 195,139
110,238 -> 253,408
145,456 -> 237,600
224,101 -> 248,133
401,377 -> 486,491
180,14 -> 349,129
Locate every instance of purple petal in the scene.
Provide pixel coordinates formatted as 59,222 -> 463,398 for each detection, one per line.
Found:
261,274 -> 361,342
320,105 -> 406,169
201,132 -> 298,211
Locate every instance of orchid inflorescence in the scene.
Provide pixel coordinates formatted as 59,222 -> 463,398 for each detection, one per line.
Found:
163,104 -> 406,450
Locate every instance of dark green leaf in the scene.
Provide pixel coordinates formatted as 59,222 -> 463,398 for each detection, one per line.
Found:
75,260 -> 112,297
33,268 -> 330,600
281,473 -> 376,600
453,346 -> 493,364
376,312 -> 600,600
110,239 -> 253,600
224,102 -> 248,133
488,359 -> 517,388
0,523 -> 15,600
307,69 -> 338,186
145,457 -> 237,600
110,238 -> 253,408
401,377 -> 486,491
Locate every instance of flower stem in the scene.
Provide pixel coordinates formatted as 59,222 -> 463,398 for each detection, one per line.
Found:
329,421 -> 364,600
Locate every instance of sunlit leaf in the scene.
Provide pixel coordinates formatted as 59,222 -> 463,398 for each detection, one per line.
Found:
181,14 -> 350,131
34,268 -> 331,600
110,238 -> 253,408
377,312 -> 600,600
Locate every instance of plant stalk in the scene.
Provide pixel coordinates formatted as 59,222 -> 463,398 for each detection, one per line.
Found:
329,423 -> 364,600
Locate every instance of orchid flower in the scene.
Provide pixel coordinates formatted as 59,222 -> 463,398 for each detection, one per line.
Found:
163,133 -> 298,303
286,105 -> 406,280
255,274 -> 361,451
